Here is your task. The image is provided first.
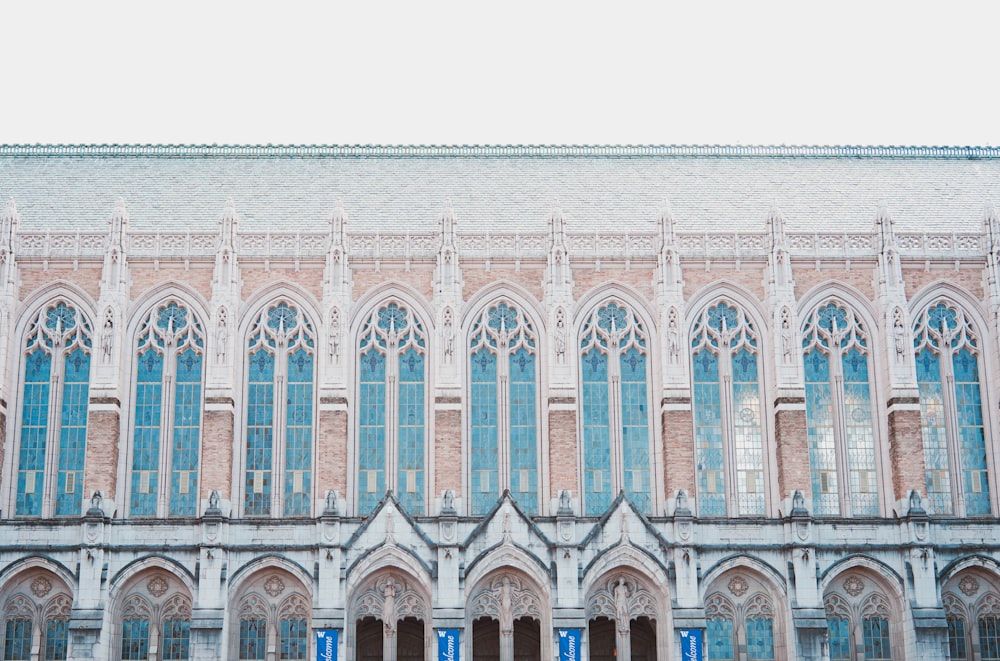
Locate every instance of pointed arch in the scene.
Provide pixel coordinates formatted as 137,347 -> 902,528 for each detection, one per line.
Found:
941,557 -> 1000,660
110,562 -> 195,661
573,285 -> 660,516
122,292 -> 208,518
6,287 -> 96,518
909,284 -> 995,516
463,289 -> 544,515
821,558 -> 909,661
464,545 -> 553,599
0,560 -> 74,661
229,562 -> 313,661
687,285 -> 773,517
798,292 -> 884,517
234,288 -> 319,519
701,560 -> 787,661
350,287 -> 434,516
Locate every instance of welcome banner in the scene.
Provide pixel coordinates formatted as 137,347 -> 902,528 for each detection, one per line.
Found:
437,629 -> 460,661
315,629 -> 338,661
558,628 -> 581,661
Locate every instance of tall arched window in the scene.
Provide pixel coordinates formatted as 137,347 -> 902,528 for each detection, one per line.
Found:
243,301 -> 316,517
1,572 -> 71,661
468,301 -> 539,515
357,301 -> 428,515
802,301 -> 879,516
129,301 -> 205,518
691,301 -> 765,517
913,301 -> 991,516
579,301 -> 652,516
15,301 -> 92,517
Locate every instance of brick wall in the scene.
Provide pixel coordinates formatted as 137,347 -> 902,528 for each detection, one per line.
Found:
201,406 -> 234,501
548,405 -> 578,500
573,267 -> 655,302
129,266 -> 213,302
351,267 -> 434,302
317,407 -> 348,498
774,402 -> 810,500
240,266 -> 324,302
462,266 -> 545,304
794,266 -> 876,301
683,266 -> 766,300
662,406 -> 695,497
84,406 -> 120,500
435,405 -> 462,497
888,403 -> 925,502
20,267 -> 102,301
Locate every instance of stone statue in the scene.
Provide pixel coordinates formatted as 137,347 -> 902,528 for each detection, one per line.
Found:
382,579 -> 397,635
558,489 -> 572,514
441,489 -> 455,513
101,314 -> 114,360
325,490 -> 338,515
614,578 -> 630,631
209,490 -> 220,510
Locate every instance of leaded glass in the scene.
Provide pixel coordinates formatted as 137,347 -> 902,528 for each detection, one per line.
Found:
982,615 -> 1000,661
16,302 -> 92,517
239,618 -> 267,660
44,617 -> 68,661
121,618 -> 150,660
746,616 -> 775,660
578,302 -> 651,515
914,301 -> 991,516
706,617 -> 734,661
3,618 -> 31,660
469,301 -> 538,515
357,301 -> 427,514
244,301 -> 316,517
827,615 -> 851,661
802,302 -> 878,516
862,616 -> 891,661
161,619 -> 190,660
691,301 -> 763,516
947,616 -> 968,660
280,618 -> 308,660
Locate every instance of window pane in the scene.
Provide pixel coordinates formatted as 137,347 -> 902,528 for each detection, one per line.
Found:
56,347 -> 90,516
162,619 -> 191,661
732,348 -> 764,516
470,347 -> 498,515
44,618 -> 69,661
358,348 -> 386,514
509,347 -> 538,515
843,348 -> 877,516
245,350 -> 275,516
581,348 -> 611,516
746,616 -> 774,660
284,348 -> 313,516
827,616 -> 851,661
3,618 -> 32,660
239,619 -> 267,660
954,348 -> 990,515
805,348 -> 838,516
862,616 -> 891,661
17,349 -> 51,516
706,617 -> 734,661
131,349 -> 163,517
947,616 -> 967,660
280,618 -> 308,660
694,350 -> 725,517
981,615 -> 1000,661
916,348 -> 951,515
620,347 -> 650,513
171,348 -> 203,517
397,347 -> 425,514
121,618 -> 150,660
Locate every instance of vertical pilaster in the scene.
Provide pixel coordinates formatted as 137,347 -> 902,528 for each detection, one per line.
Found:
766,207 -> 809,505
0,198 -> 19,487
206,200 -> 241,513
875,204 -> 923,508
321,199 -> 353,504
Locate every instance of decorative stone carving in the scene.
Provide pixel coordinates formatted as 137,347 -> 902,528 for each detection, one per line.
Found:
587,574 -> 657,626
147,575 -> 169,597
264,575 -> 285,597
353,573 -> 426,631
470,574 -> 542,633
843,576 -> 865,597
30,577 -> 52,598
727,575 -> 749,597
959,575 -> 981,597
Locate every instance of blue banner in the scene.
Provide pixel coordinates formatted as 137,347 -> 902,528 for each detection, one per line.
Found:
680,629 -> 703,661
558,628 -> 581,661
315,629 -> 338,661
437,628 -> 460,661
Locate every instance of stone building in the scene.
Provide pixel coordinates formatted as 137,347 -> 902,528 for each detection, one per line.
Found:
1,144 -> 1000,660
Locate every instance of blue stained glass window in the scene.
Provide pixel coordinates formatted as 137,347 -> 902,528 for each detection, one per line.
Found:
121,618 -> 150,660
580,302 -> 651,515
827,616 -> 851,661
16,303 -> 92,517
980,615 -> 1000,661
3,618 -> 31,660
746,616 -> 775,660
947,617 -> 967,660
284,349 -> 313,516
706,617 -> 734,660
582,348 -> 612,516
914,302 -> 990,516
802,302 -> 877,517
468,302 -> 538,515
280,618 -> 308,660
44,618 -> 68,661
171,349 -> 202,517
862,617 -> 891,661
239,619 -> 267,660
131,349 -> 163,516
692,302 -> 763,516
161,619 -> 190,660
358,302 -> 426,515
246,349 -> 275,516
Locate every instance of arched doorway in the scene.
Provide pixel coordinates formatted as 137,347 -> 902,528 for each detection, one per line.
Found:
586,573 -> 659,661
469,573 -> 543,661
351,573 -> 428,661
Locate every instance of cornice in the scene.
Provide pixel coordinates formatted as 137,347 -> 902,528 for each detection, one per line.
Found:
1,144 -> 999,159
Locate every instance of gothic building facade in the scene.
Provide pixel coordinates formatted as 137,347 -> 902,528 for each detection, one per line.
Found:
1,145 -> 1000,660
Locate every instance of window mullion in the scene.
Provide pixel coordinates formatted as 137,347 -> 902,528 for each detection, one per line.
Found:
273,350 -> 288,518
159,351 -> 177,517
829,351 -> 851,516
608,343 -> 623,497
498,363 -> 510,494
44,342 -> 67,518
940,350 -> 965,516
386,364 -> 398,497
719,353 -> 738,515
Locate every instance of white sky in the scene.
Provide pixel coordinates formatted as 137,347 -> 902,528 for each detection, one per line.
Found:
3,2 -> 999,146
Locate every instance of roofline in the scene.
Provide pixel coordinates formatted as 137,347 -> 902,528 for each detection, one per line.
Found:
1,144 -> 999,159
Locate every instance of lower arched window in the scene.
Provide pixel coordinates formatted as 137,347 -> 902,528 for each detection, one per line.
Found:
233,572 -> 310,661
1,575 -> 71,661
943,571 -> 1000,661
704,573 -> 778,661
824,573 -> 897,661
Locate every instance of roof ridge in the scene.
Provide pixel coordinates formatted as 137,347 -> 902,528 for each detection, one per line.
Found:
1,144 -> 999,159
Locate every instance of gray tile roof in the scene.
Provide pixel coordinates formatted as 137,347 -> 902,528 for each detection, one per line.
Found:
1,146 -> 998,233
